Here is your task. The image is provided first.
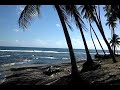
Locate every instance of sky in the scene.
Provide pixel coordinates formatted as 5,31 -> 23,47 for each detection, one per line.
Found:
0,5 -> 120,50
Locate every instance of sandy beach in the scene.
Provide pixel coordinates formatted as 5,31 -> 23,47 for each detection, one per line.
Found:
0,61 -> 83,85
1,57 -> 120,86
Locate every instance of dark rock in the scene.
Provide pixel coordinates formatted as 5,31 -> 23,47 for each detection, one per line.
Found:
43,66 -> 61,76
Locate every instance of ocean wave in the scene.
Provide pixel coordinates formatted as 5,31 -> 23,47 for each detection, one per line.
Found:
0,78 -> 5,84
1,59 -> 31,67
1,63 -> 15,67
0,55 -> 11,57
39,56 -> 57,59
0,50 -> 69,54
23,59 -> 31,62
81,52 -> 110,55
62,58 -> 69,60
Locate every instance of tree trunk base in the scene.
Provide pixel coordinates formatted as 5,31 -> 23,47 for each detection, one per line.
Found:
69,73 -> 89,86
81,61 -> 101,73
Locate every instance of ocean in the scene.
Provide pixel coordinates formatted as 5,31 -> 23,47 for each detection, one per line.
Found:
0,46 -> 114,84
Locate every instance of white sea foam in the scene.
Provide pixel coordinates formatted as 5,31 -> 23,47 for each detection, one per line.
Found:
62,58 -> 69,60
1,63 -> 15,67
81,52 -> 110,55
0,78 -> 5,84
23,60 -> 31,62
0,55 -> 11,57
35,58 -> 39,59
16,62 -> 26,64
40,56 -> 57,59
1,59 -> 31,67
0,50 -> 69,54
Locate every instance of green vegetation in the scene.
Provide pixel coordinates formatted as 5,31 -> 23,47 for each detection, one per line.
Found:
109,34 -> 120,55
99,55 -> 120,65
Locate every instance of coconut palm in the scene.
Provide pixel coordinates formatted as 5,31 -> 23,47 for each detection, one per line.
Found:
79,5 -> 117,63
80,5 -> 106,55
89,19 -> 99,55
89,21 -> 106,55
109,34 -> 120,55
106,16 -> 117,38
18,5 -> 79,78
104,5 -> 117,38
62,5 -> 98,72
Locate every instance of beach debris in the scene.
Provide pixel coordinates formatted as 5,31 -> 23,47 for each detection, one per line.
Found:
43,66 -> 61,76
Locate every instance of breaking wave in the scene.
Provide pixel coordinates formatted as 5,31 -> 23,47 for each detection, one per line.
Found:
0,50 -> 69,54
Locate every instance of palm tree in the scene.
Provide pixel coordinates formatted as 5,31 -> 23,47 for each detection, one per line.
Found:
109,34 -> 120,55
54,5 -> 79,78
79,5 -> 117,63
18,5 -> 79,78
89,22 -> 106,55
106,16 -> 117,39
80,5 -> 106,55
89,19 -> 99,55
62,5 -> 98,72
104,5 -> 117,38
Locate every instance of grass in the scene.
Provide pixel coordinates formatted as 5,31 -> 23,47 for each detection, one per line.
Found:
97,55 -> 120,65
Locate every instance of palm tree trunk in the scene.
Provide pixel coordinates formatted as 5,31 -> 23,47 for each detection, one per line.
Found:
116,47 -> 118,55
113,28 -> 116,55
90,22 -> 106,55
114,45 -> 116,55
74,12 -> 93,63
89,21 -> 99,55
92,14 -> 117,63
55,5 -> 78,77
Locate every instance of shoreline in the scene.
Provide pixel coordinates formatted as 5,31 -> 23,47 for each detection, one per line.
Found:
2,57 -> 120,86
0,60 -> 85,85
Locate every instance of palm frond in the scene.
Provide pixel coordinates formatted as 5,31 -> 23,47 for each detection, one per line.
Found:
63,5 -> 87,31
18,5 -> 40,30
109,34 -> 120,48
59,5 -> 74,31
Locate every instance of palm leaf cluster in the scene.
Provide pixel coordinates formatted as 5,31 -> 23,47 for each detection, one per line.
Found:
18,5 -> 40,30
110,34 -> 120,49
104,5 -> 117,37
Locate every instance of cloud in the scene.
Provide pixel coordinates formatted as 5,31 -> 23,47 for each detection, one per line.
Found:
56,24 -> 61,27
15,40 -> 19,42
71,37 -> 108,50
55,40 -> 67,48
0,38 -> 116,50
13,29 -> 19,32
71,38 -> 84,49
0,40 -> 20,46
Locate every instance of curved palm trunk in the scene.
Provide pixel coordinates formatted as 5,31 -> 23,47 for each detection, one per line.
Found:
74,13 -> 93,63
92,14 -> 117,63
113,28 -> 116,55
111,29 -> 113,39
114,45 -> 116,55
116,47 -> 118,55
90,22 -> 106,55
55,5 -> 78,77
89,22 -> 99,55
90,6 -> 116,62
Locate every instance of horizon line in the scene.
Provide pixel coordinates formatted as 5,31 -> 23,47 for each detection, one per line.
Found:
0,45 -> 112,50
